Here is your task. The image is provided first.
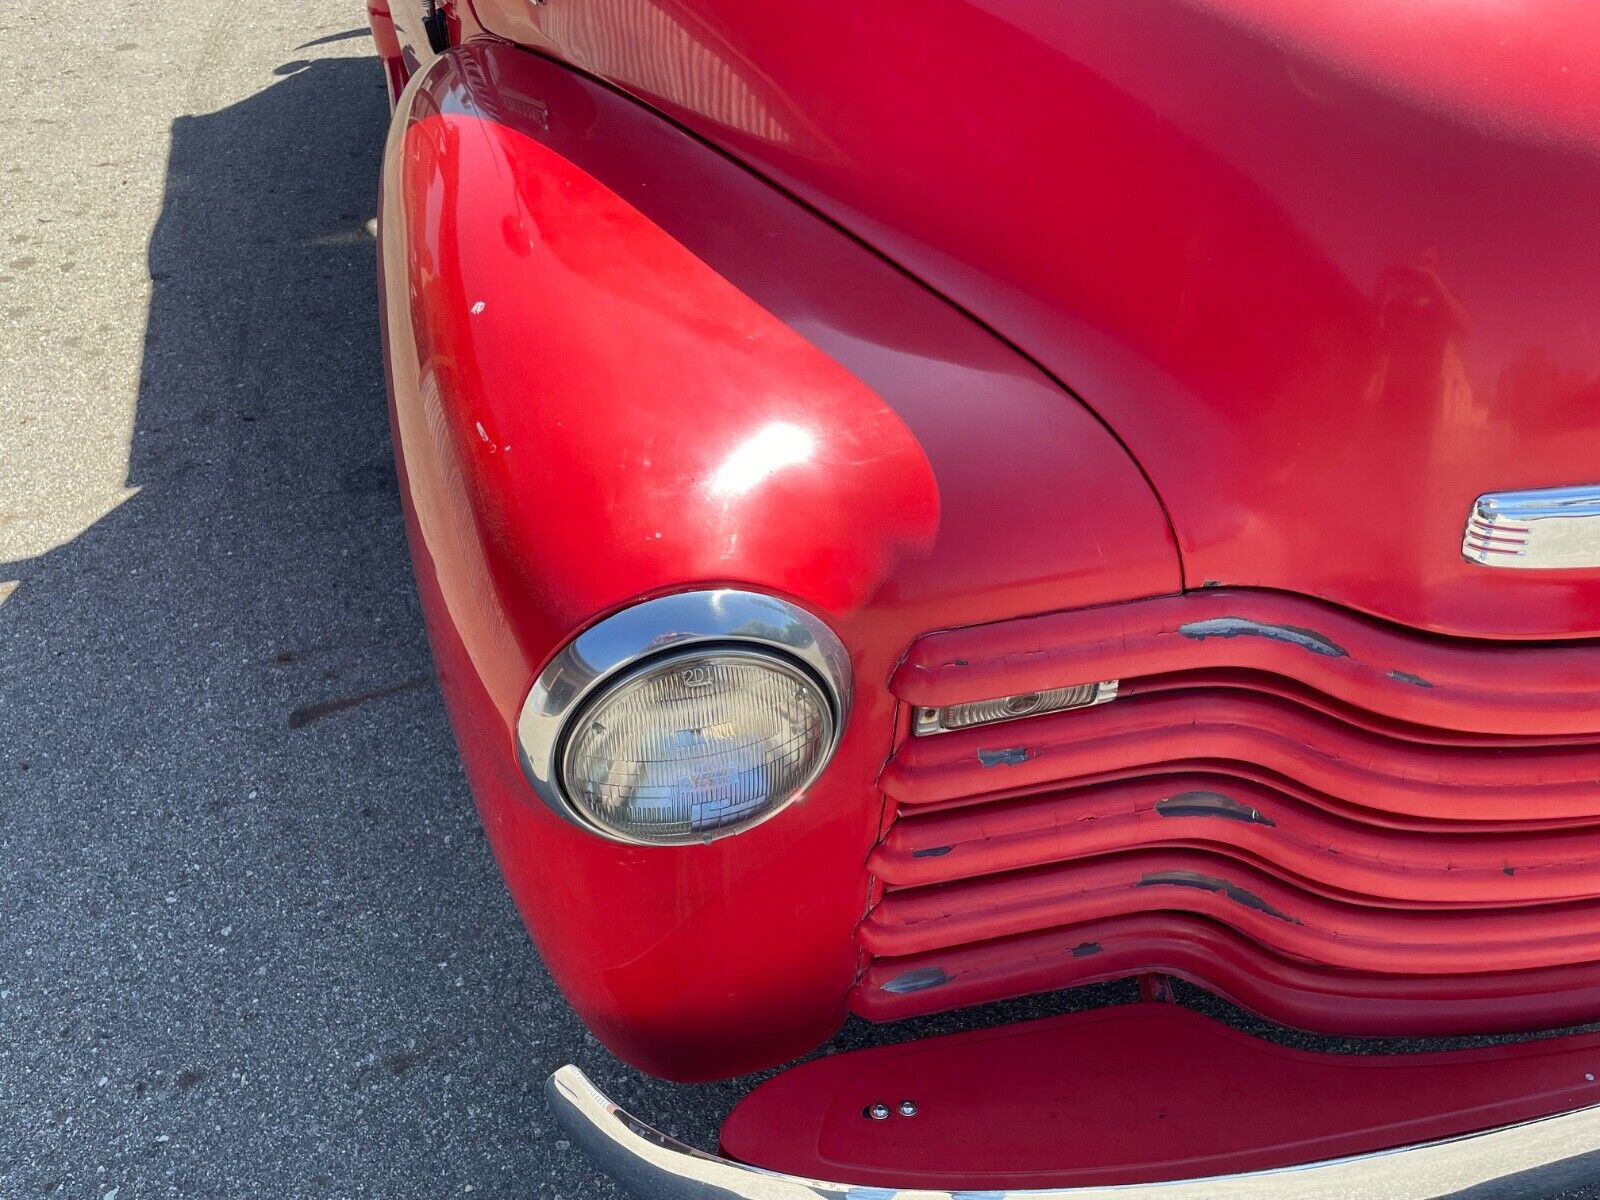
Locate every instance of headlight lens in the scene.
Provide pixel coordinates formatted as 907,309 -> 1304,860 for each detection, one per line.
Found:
558,647 -> 835,845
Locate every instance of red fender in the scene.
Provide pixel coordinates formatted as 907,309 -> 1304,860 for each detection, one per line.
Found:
377,43 -> 1177,1079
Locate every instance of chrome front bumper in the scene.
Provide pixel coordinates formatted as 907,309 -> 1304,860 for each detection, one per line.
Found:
546,1065 -> 1600,1199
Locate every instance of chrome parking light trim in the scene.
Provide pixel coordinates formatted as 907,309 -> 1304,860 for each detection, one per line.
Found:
514,589 -> 851,839
546,1064 -> 1600,1200
1463,485 -> 1600,568
912,680 -> 1119,736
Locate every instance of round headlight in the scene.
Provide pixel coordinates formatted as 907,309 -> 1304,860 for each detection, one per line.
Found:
515,590 -> 851,846
559,647 -> 834,844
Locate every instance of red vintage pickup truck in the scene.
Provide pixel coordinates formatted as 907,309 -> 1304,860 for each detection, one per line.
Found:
366,2 -> 1600,1193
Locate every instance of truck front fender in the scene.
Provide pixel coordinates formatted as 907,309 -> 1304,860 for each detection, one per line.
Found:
378,42 -> 1177,1079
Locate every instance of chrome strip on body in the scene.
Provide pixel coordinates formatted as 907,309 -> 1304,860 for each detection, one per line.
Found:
911,680 -> 1119,737
546,1064 -> 1600,1200
1463,485 -> 1600,569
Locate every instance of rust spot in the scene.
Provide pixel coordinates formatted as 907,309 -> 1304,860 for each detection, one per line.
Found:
1388,669 -> 1434,689
1178,617 -> 1347,658
911,845 -> 953,859
1138,870 -> 1302,924
977,747 -> 1029,768
1154,790 -> 1275,826
1070,942 -> 1103,957
881,966 -> 950,994
288,674 -> 433,729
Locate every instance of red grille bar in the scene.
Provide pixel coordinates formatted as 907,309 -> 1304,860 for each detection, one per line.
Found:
882,691 -> 1600,822
893,588 -> 1600,736
854,915 -> 1600,1036
861,848 -> 1600,973
871,773 -> 1600,904
857,589 -> 1600,1035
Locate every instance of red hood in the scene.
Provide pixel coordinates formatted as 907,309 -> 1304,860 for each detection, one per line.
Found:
476,0 -> 1600,638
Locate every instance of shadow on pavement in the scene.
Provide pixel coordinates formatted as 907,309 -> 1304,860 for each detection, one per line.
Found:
0,47 -> 622,1198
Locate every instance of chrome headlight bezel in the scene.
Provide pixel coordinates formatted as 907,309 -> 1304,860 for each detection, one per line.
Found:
515,589 -> 852,845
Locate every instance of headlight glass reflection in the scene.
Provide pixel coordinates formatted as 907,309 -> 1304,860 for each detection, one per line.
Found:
558,647 -> 834,844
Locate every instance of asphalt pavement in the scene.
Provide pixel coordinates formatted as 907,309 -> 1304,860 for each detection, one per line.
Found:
2,4 -> 1598,1198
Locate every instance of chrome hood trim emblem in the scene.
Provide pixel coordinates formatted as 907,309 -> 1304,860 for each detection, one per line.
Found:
1463,485 -> 1600,569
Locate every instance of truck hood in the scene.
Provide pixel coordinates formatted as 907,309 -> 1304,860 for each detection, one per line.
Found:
479,0 -> 1600,638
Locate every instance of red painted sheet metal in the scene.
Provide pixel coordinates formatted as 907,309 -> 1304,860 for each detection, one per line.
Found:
472,0 -> 1600,641
882,691 -> 1600,822
852,915 -> 1600,1036
872,773 -> 1600,905
894,590 -> 1600,737
861,849 -> 1600,974
721,1004 -> 1600,1188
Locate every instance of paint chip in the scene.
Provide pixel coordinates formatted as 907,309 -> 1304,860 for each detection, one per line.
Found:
1155,790 -> 1275,826
1178,617 -> 1347,658
881,966 -> 951,994
1138,870 -> 1302,924
977,747 -> 1029,768
470,300 -> 486,314
1388,669 -> 1434,689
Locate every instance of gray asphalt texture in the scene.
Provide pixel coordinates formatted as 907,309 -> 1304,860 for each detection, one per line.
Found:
2,4 -> 1598,1198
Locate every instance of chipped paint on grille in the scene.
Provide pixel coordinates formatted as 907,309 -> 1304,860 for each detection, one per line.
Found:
1178,617 -> 1347,658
